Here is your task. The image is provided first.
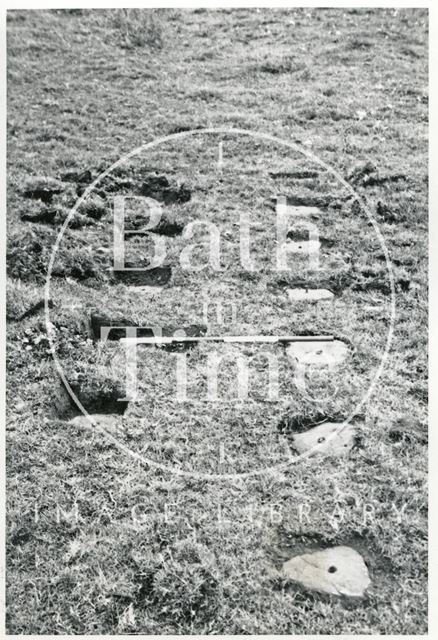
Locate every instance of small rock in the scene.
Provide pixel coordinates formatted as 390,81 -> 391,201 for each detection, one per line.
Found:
287,288 -> 334,302
289,421 -> 358,456
282,546 -> 370,597
15,399 -> 26,412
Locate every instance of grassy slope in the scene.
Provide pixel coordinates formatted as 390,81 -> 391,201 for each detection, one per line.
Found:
6,8 -> 428,634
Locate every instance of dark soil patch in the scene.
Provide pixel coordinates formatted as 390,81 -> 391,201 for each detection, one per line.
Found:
20,199 -> 105,227
267,193 -> 344,211
140,175 -> 191,205
60,169 -> 93,184
352,273 -> 410,294
347,162 -> 408,189
7,228 -> 52,281
347,161 -> 377,185
53,374 -> 129,419
271,529 -> 329,566
363,174 -> 408,187
277,412 -> 345,436
52,253 -> 107,282
76,175 -> 135,198
90,313 -> 207,350
257,55 -> 305,75
112,265 -> 172,286
9,526 -> 33,547
23,178 -> 65,204
377,201 -> 399,223
167,124 -> 203,134
286,229 -> 336,247
76,172 -> 192,205
269,170 -> 319,179
7,227 -> 109,283
375,252 -> 415,267
16,298 -> 53,321
21,206 -> 57,224
388,418 -> 427,446
125,213 -> 183,237
78,196 -> 107,220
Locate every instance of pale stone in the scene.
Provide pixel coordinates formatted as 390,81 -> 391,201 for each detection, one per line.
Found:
282,546 -> 370,597
290,421 -> 357,456
286,339 -> 349,368
287,288 -> 334,302
286,239 -> 320,254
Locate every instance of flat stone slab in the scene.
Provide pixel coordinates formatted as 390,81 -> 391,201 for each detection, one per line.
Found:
287,288 -> 334,302
282,546 -> 370,597
286,339 -> 349,367
290,421 -> 357,456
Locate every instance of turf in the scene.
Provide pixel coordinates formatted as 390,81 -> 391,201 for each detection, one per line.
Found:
6,8 -> 428,634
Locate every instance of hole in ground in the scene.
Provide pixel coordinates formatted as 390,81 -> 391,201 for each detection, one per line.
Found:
328,566 -> 337,573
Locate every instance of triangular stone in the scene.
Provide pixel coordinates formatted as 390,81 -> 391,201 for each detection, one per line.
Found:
282,546 -> 370,597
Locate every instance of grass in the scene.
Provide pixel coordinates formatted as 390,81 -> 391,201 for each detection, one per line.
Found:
6,8 -> 428,634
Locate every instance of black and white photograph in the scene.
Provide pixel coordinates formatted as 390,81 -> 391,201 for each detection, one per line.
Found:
3,3 -> 431,636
